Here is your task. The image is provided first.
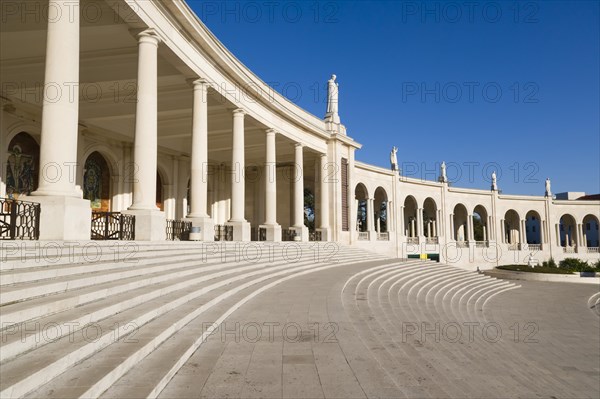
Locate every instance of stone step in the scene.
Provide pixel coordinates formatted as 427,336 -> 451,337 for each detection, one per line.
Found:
1,242 -> 372,305
0,241 -> 209,270
2,253 -> 354,361
97,257 -> 397,399
4,252 -> 377,398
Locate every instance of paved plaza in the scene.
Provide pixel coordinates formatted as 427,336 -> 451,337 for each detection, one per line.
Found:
2,242 -> 598,398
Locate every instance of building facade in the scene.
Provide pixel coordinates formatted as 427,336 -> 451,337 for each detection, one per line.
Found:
1,0 -> 598,268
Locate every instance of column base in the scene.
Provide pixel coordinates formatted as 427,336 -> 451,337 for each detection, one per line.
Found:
122,209 -> 166,241
317,227 -> 331,241
185,216 -> 214,241
369,230 -> 378,241
226,220 -> 251,241
291,225 -> 309,242
260,224 -> 282,241
31,196 -> 91,240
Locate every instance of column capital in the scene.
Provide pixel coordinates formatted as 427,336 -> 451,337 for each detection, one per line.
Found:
233,108 -> 246,116
320,152 -> 328,159
294,142 -> 304,148
187,78 -> 210,89
265,128 -> 277,136
136,28 -> 162,45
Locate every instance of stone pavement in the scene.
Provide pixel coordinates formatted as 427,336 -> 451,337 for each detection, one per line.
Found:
2,242 -> 598,398
158,264 -> 600,399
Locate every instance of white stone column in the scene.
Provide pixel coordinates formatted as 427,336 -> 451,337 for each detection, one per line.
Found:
186,79 -> 213,240
129,30 -> 160,211
291,143 -> 308,241
449,214 -> 455,240
387,201 -> 393,232
317,153 -> 331,240
399,206 -> 405,236
226,109 -> 250,240
556,223 -> 561,246
122,29 -> 165,240
417,208 -> 424,237
467,214 -> 474,241
30,0 -> 91,240
260,129 -> 281,241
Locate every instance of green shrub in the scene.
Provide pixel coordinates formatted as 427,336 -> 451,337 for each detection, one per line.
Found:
497,265 -> 574,274
580,265 -> 597,274
547,258 -> 557,268
559,258 -> 589,272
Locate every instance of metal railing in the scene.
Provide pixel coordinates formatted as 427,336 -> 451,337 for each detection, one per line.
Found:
507,243 -> 520,251
309,230 -> 322,242
166,219 -> 191,241
91,212 -> 135,240
282,229 -> 297,241
358,231 -> 369,241
214,225 -> 233,241
251,227 -> 267,241
0,198 -> 40,240
377,232 -> 389,241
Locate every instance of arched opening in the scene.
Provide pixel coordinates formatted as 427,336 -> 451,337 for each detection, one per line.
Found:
374,187 -> 388,233
83,151 -> 111,211
304,188 -> 315,232
473,205 -> 489,242
525,210 -> 542,245
582,214 -> 599,248
156,171 -> 164,211
423,197 -> 438,241
5,132 -> 39,199
354,183 -> 368,233
504,209 -> 521,246
403,196 -> 418,239
452,204 -> 469,243
559,214 -> 577,248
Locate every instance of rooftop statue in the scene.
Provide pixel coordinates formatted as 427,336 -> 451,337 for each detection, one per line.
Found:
545,178 -> 552,197
491,171 -> 498,191
439,161 -> 448,183
390,146 -> 398,172
325,74 -> 340,124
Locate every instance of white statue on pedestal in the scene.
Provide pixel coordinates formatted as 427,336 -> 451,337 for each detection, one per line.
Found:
527,252 -> 535,268
439,161 -> 447,183
491,171 -> 498,191
390,147 -> 398,171
325,74 -> 340,124
545,178 -> 552,197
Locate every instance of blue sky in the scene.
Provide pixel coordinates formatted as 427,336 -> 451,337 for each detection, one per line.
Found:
190,0 -> 599,196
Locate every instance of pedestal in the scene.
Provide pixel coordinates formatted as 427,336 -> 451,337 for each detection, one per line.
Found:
31,196 -> 91,240
260,224 -> 282,242
185,216 -> 214,241
226,220 -> 251,241
291,226 -> 309,242
122,209 -> 166,241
